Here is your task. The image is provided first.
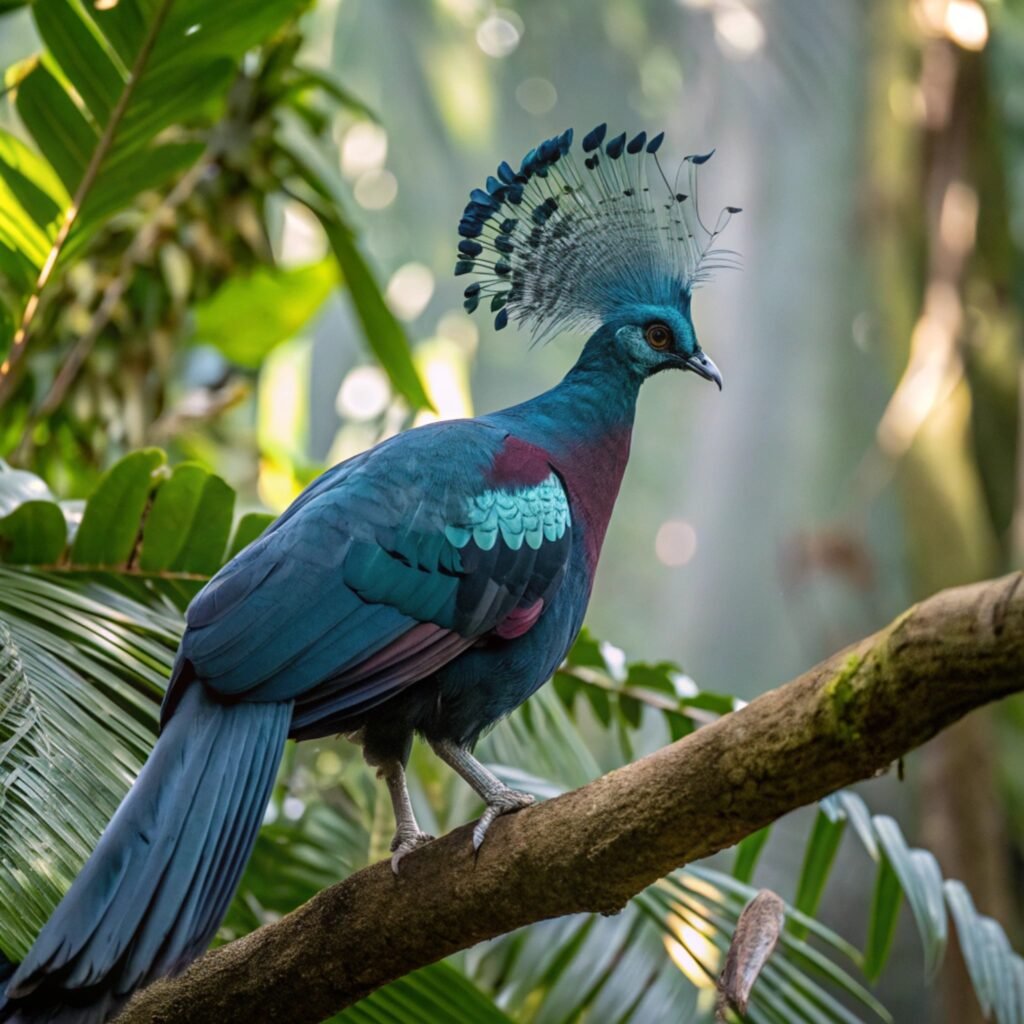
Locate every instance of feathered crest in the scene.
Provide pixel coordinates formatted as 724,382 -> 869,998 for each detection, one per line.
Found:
455,124 -> 741,341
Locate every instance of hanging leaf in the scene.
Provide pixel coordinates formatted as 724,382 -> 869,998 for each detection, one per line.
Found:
873,816 -> 947,979
864,849 -> 903,981
192,260 -> 339,369
318,213 -> 433,411
138,463 -> 234,574
716,889 -> 785,1019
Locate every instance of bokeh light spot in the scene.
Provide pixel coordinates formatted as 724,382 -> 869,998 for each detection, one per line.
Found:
437,310 -> 479,355
336,365 -> 391,422
476,11 -> 522,57
279,201 -> 325,266
944,0 -> 988,50
413,338 -> 473,425
386,262 -> 435,321
315,750 -> 343,776
655,519 -> 698,567
714,4 -> 765,58
515,77 -> 557,115
353,168 -> 398,210
341,122 -> 388,179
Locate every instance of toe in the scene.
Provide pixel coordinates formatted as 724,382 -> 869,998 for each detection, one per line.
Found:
389,831 -> 435,874
472,790 -> 536,850
472,808 -> 499,851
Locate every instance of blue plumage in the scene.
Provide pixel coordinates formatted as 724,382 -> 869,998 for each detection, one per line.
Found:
2,123 -> 736,1023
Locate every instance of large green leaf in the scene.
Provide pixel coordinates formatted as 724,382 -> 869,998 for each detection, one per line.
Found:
70,447 -> 166,566
191,259 -> 338,369
0,501 -> 66,563
138,462 -> 234,574
864,852 -> 902,982
0,0 -> 307,344
791,808 -> 847,938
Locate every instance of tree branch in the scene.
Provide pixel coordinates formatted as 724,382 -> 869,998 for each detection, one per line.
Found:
117,572 -> 1024,1024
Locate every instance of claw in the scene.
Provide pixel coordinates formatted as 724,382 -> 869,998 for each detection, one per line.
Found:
390,830 -> 434,875
472,789 -> 535,851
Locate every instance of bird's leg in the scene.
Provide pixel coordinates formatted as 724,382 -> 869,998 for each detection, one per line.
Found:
378,759 -> 434,874
430,739 -> 535,851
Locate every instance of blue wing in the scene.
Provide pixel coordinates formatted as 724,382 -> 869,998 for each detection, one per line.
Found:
167,420 -> 572,733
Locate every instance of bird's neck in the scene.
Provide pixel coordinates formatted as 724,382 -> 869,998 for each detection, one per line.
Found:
487,334 -> 642,569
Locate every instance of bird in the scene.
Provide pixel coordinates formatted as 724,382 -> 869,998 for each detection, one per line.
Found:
0,122 -> 738,1023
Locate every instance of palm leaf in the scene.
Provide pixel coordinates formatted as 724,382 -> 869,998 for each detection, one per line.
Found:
458,688 -> 888,1024
334,962 -> 516,1024
0,0 -> 308,371
0,568 -> 176,959
490,644 -> 1024,1022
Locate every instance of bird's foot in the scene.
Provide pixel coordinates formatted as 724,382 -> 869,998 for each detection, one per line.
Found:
473,787 -> 535,851
390,829 -> 435,875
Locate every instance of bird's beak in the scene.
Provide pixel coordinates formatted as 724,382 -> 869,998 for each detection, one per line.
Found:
684,350 -> 723,391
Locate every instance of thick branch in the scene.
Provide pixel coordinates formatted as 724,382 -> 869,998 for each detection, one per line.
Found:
118,572 -> 1024,1024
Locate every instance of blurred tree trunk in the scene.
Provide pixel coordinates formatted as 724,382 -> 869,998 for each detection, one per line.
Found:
869,4 -> 1019,1020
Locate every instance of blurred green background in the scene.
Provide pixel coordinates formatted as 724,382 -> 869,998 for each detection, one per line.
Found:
1,0 -> 1022,1021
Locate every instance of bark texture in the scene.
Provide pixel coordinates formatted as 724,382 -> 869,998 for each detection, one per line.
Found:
116,572 -> 1024,1024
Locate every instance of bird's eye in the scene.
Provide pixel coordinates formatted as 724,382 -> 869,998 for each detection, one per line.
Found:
645,323 -> 672,350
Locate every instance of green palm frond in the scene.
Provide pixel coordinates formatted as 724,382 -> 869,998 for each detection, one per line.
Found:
334,962 -> 516,1024
0,568 -> 175,958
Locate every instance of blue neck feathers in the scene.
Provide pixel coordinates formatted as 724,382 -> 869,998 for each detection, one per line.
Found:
485,325 -> 641,454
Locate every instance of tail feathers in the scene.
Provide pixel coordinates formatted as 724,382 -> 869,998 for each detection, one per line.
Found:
1,685 -> 291,1024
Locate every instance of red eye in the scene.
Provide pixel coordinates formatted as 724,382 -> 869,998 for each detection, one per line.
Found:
645,323 -> 671,350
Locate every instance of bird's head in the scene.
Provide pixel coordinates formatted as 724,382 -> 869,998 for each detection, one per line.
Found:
599,297 -> 721,389
455,123 -> 738,391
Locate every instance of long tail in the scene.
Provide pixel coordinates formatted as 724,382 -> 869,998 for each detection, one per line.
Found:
0,684 -> 291,1024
